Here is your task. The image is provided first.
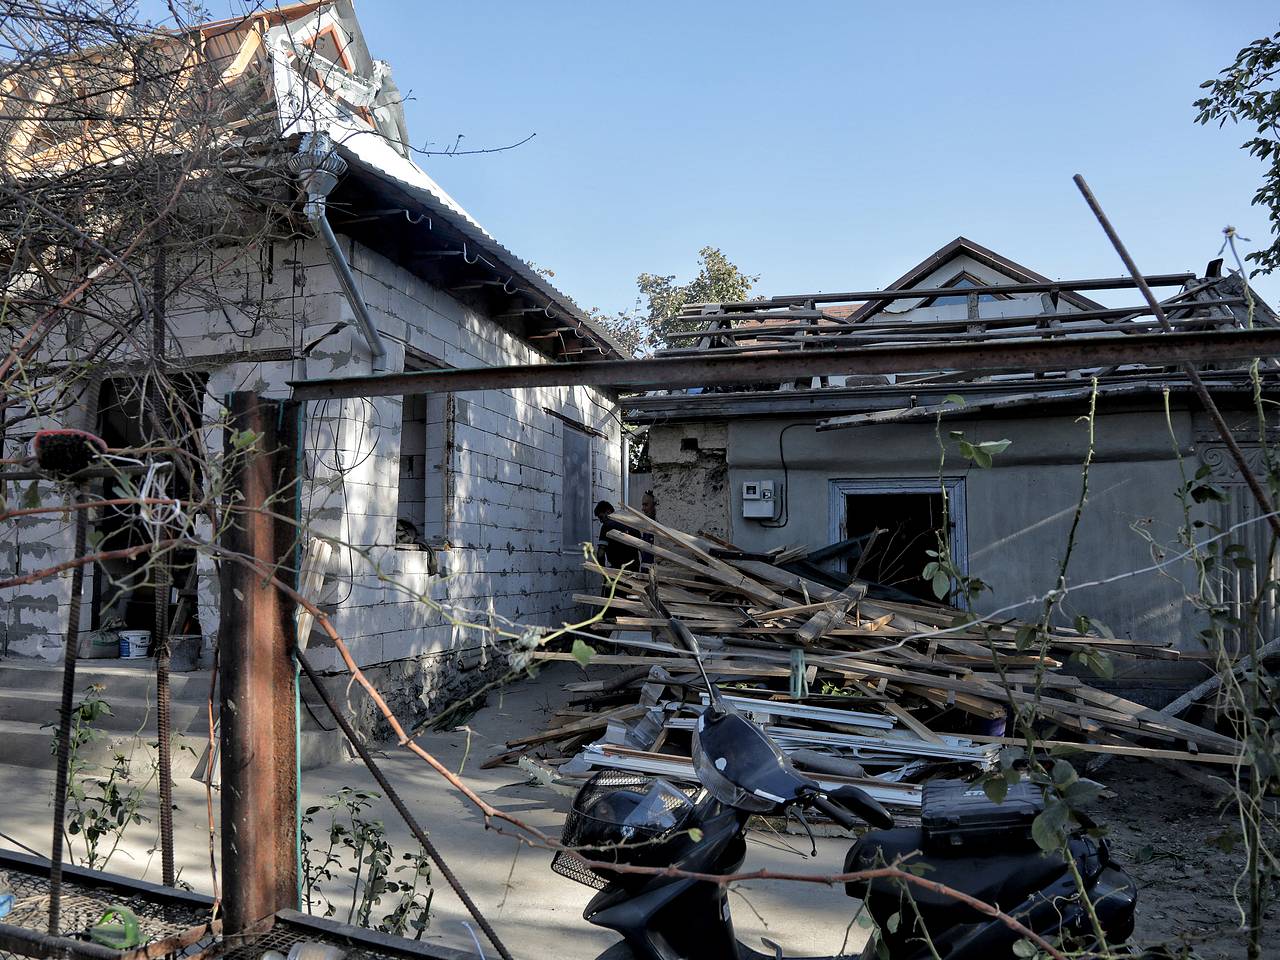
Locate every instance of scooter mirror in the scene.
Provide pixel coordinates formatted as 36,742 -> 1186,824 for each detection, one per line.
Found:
669,618 -> 725,712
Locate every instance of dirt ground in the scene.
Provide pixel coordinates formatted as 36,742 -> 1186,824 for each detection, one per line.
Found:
1100,758 -> 1276,959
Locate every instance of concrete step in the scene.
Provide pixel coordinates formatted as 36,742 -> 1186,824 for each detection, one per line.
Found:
0,717 -> 344,774
0,718 -> 203,775
0,659 -> 212,703
0,688 -> 205,735
0,658 -> 346,772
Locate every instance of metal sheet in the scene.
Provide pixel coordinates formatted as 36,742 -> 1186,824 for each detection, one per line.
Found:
667,717 -> 992,763
695,693 -> 895,730
577,745 -> 922,808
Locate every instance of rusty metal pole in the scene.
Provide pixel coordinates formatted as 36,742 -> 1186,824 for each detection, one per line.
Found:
219,392 -> 298,935
1073,173 -> 1280,541
151,242 -> 176,888
47,490 -> 87,936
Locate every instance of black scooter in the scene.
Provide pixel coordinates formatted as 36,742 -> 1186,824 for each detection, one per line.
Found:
552,622 -> 1138,959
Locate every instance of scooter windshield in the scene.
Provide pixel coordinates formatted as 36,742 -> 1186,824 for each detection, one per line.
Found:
692,705 -> 815,812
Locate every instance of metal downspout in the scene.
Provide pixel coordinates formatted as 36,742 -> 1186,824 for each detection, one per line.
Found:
305,203 -> 387,372
287,133 -> 387,372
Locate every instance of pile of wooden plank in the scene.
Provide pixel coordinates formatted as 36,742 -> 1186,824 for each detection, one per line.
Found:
489,508 -> 1241,806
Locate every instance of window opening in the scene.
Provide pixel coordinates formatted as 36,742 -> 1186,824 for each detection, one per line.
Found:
561,425 -> 592,549
924,271 -> 1010,307
397,356 -> 448,546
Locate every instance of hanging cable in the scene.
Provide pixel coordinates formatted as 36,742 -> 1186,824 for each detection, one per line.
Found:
758,422 -> 818,529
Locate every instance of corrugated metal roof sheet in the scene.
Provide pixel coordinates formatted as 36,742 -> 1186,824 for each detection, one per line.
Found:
266,23 -> 625,358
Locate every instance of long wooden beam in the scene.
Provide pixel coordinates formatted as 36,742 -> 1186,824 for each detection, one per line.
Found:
290,328 -> 1280,400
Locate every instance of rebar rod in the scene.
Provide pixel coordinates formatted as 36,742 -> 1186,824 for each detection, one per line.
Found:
154,545 -> 174,886
152,243 -> 175,887
294,649 -> 515,960
47,489 -> 87,935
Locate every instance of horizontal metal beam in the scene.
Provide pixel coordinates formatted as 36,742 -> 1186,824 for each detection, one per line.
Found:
703,273 -> 1197,310
661,298 -> 1248,341
0,462 -> 171,483
817,383 -> 1161,431
622,370 -> 1264,423
289,328 -> 1280,401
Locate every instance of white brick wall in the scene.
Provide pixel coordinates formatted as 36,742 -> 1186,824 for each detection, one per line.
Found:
5,235 -> 622,700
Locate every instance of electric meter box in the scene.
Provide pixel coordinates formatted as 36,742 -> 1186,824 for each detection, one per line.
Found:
741,479 -> 780,520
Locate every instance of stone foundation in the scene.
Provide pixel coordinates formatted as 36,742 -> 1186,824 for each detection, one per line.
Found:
309,643 -> 513,742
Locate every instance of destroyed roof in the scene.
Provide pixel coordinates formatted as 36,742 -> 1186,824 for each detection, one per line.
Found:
626,237 -> 1280,423
844,236 -> 1108,321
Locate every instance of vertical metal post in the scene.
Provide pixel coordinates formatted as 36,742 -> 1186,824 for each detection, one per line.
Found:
47,491 -> 87,935
219,392 -> 299,935
152,243 -> 175,888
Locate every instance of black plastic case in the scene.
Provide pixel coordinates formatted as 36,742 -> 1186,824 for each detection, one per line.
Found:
921,778 -> 1044,851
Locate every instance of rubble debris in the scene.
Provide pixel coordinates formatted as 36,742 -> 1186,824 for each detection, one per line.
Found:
494,508 -> 1240,809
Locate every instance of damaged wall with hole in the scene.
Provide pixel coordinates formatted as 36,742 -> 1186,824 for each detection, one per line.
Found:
644,423 -> 732,542
2,234 -> 622,736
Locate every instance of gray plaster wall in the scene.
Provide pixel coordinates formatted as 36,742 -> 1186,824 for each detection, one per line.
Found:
644,423 -> 732,541
648,401 -> 1234,682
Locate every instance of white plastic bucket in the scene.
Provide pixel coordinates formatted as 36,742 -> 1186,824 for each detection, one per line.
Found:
118,630 -> 150,659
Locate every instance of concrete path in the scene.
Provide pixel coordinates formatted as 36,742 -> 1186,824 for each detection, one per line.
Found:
0,662 -> 869,959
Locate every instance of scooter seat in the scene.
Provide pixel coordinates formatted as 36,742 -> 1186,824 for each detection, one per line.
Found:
845,827 -> 1069,927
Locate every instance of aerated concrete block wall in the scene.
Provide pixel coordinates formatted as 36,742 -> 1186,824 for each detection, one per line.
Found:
291,239 -> 622,726
3,234 -> 621,732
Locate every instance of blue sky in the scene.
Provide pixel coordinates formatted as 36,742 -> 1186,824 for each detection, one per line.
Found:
204,1 -> 1280,313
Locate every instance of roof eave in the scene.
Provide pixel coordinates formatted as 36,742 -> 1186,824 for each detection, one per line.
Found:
332,144 -> 625,360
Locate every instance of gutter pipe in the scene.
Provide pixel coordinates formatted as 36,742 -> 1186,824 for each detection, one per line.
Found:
286,133 -> 387,372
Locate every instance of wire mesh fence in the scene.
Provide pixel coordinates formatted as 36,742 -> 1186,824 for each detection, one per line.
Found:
0,850 -> 212,960
0,851 -> 476,960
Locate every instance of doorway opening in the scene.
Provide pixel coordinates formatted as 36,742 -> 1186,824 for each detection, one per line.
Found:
90,375 -> 205,637
829,478 -> 966,604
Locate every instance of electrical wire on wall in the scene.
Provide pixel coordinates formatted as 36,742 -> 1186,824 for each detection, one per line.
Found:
303,396 -> 383,607
758,421 -> 819,529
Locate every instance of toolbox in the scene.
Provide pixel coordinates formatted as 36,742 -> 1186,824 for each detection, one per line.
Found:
921,778 -> 1044,852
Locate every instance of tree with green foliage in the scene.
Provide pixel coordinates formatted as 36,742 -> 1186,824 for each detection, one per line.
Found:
601,246 -> 758,357
1195,25 -> 1280,274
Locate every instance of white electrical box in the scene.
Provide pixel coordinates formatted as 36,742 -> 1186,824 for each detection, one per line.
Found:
741,479 -> 779,520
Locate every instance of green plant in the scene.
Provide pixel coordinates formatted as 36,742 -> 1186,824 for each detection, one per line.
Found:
300,787 -> 433,938
923,408 -> 1004,605
46,683 -> 154,872
595,246 -> 759,358
1194,25 -> 1280,275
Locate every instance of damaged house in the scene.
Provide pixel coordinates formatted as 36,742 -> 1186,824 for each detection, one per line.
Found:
629,237 -> 1278,701
0,1 -> 624,737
